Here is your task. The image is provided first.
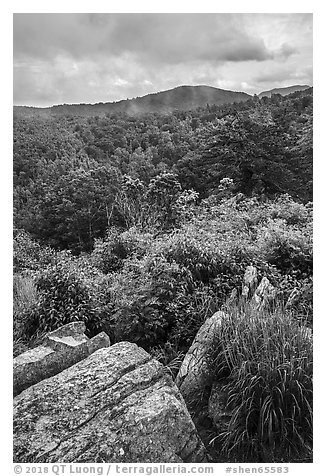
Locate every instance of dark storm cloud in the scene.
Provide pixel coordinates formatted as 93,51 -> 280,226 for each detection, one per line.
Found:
13,13 -> 272,64
106,14 -> 273,64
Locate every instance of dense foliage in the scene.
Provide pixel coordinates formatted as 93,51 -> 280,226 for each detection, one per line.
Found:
13,88 -> 313,463
14,89 -> 312,252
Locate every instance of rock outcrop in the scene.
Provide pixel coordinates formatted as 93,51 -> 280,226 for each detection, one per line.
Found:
242,265 -> 258,299
239,266 -> 276,309
253,276 -> 276,308
13,321 -> 110,396
175,311 -> 226,405
14,342 -> 206,463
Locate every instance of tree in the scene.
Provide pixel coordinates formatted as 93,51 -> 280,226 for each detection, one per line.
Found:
37,164 -> 121,253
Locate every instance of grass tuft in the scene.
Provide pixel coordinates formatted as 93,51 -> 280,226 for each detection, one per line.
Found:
211,302 -> 312,462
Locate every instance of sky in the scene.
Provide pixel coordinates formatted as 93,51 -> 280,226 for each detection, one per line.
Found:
13,13 -> 313,107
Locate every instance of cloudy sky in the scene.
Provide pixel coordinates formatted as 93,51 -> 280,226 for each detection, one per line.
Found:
13,13 -> 312,107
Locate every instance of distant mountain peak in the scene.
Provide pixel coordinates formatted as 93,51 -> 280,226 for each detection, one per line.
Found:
258,85 -> 311,98
14,83 -> 312,118
14,85 -> 252,117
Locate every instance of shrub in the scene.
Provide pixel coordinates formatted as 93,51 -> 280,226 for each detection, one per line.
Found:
108,248 -> 222,351
267,195 -> 312,226
280,275 -> 313,323
92,227 -> 153,273
113,173 -> 196,230
146,172 -> 182,228
162,235 -> 219,282
110,255 -> 192,349
165,282 -> 221,349
26,255 -> 104,337
211,303 -> 313,462
113,176 -> 147,229
196,195 -> 312,282
199,194 -> 312,236
255,218 -> 312,278
154,227 -> 250,303
13,229 -> 54,273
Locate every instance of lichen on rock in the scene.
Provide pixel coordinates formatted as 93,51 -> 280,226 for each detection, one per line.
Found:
14,342 -> 206,463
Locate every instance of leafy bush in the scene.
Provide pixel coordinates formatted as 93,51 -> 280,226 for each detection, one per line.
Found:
255,218 -> 312,278
92,227 -> 153,273
113,173 -> 195,230
165,282 -> 221,348
104,193 -> 313,353
113,176 -> 147,229
24,254 -> 105,337
192,194 -> 312,286
266,195 -> 312,226
154,226 -> 251,306
280,275 -> 313,322
160,231 -> 220,282
211,304 -> 313,462
146,172 -> 182,227
13,229 -> 54,273
110,255 -> 192,349
199,194 -> 312,237
107,247 -> 223,350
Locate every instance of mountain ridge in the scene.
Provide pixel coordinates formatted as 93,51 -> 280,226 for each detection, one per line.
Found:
258,84 -> 310,98
14,84 -> 311,117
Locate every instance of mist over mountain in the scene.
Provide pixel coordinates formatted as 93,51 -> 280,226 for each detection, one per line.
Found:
14,84 -> 312,118
14,85 -> 251,117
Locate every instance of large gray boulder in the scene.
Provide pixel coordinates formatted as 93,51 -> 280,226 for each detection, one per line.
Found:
175,311 -> 225,405
13,321 -> 110,396
14,342 -> 206,463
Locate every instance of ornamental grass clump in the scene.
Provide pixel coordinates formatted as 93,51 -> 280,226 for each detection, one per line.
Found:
212,304 -> 312,462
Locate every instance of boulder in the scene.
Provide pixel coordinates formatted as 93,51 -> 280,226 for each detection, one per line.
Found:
44,321 -> 89,350
175,311 -> 225,405
13,321 -> 110,396
253,277 -> 276,308
14,342 -> 206,463
242,265 -> 258,299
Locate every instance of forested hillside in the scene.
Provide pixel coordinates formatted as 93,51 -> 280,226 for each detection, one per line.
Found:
258,84 -> 310,98
14,85 -> 251,117
14,88 -> 312,253
13,87 -> 313,463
